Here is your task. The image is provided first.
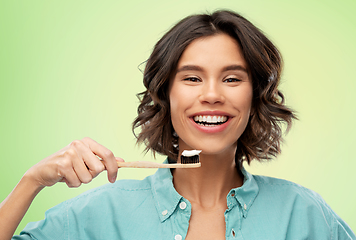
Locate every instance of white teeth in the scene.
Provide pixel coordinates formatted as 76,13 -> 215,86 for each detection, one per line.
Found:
193,115 -> 229,124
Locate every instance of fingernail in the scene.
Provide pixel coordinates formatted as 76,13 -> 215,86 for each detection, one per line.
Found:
110,176 -> 117,183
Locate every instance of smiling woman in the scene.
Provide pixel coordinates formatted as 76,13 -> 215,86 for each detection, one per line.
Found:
134,11 -> 295,167
1,10 -> 355,240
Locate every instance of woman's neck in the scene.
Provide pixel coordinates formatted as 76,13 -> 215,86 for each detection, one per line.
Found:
172,151 -> 243,208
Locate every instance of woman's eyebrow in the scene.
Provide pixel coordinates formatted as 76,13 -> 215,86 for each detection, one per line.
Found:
222,64 -> 248,73
176,65 -> 203,73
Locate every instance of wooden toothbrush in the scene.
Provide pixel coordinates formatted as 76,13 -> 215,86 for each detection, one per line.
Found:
105,150 -> 202,168
117,161 -> 200,168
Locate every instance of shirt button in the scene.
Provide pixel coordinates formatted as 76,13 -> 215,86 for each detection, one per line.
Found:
175,234 -> 182,240
243,203 -> 247,210
179,202 -> 187,210
162,210 -> 168,216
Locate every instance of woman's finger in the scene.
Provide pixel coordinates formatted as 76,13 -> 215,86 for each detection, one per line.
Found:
72,156 -> 95,184
78,146 -> 106,179
62,169 -> 82,188
69,141 -> 105,183
81,137 -> 118,183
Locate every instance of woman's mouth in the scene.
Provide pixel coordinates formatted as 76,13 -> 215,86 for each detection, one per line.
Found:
193,115 -> 229,127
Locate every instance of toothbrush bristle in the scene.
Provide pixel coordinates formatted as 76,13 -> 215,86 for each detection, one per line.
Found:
181,155 -> 200,164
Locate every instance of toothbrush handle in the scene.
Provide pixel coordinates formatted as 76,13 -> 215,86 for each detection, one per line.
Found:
117,161 -> 201,168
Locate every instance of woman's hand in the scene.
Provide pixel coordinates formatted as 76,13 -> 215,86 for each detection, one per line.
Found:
0,137 -> 121,239
0,137 -> 121,238
25,137 -> 122,189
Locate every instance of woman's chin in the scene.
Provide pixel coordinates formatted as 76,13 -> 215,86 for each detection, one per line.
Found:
178,136 -> 238,157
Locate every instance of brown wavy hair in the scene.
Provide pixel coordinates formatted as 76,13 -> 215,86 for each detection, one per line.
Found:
132,10 -> 296,164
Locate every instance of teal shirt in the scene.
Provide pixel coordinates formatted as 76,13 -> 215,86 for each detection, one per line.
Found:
14,162 -> 355,240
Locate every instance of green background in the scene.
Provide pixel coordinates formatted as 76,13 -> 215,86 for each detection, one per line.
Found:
1,0 -> 355,234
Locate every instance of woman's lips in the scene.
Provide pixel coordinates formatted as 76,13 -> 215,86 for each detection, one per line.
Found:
189,113 -> 232,133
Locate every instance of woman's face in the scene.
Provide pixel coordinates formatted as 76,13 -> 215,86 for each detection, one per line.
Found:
169,33 -> 253,156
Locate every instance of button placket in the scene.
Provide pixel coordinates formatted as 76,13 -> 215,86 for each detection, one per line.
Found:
225,195 -> 244,239
227,191 -> 238,210
172,199 -> 191,240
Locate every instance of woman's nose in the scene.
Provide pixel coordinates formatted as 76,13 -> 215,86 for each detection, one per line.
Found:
198,81 -> 225,104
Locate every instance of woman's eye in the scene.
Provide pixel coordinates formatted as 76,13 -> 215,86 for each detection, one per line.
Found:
183,77 -> 201,82
224,78 -> 241,83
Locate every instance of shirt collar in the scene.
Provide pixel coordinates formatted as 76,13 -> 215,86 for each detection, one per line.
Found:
150,158 -> 259,222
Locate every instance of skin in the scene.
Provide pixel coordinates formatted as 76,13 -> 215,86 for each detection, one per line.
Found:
0,33 -> 253,240
0,137 -> 122,239
170,33 -> 253,239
